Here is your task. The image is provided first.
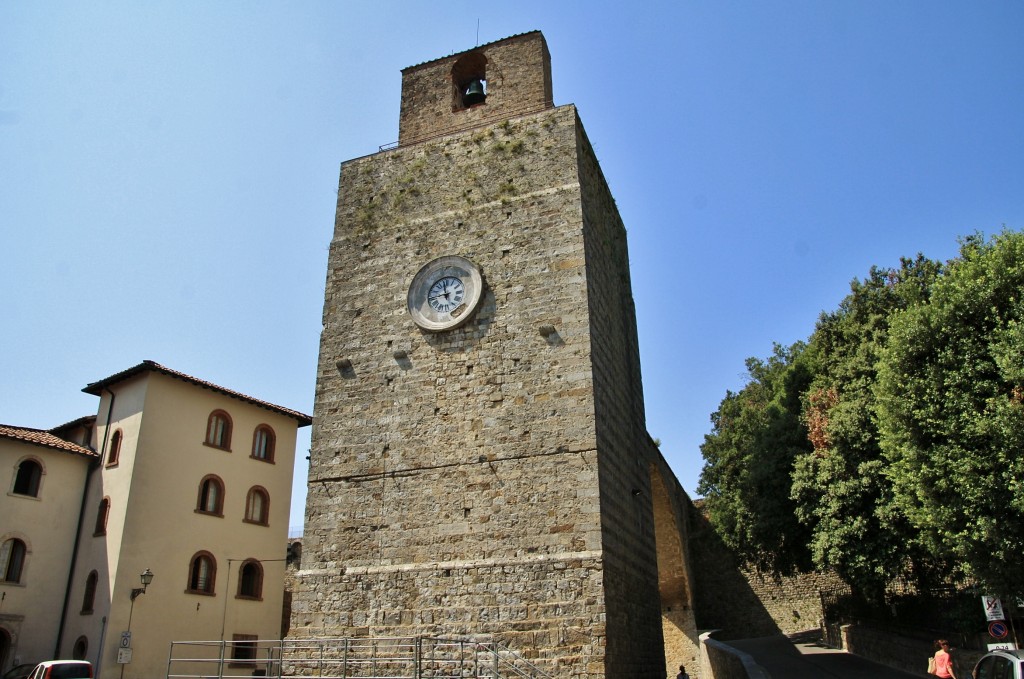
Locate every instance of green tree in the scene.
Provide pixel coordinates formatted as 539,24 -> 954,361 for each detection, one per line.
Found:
698,342 -> 815,574
791,256 -> 943,601
877,231 -> 1024,598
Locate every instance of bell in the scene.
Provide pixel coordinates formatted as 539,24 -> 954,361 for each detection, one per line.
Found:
463,79 -> 486,106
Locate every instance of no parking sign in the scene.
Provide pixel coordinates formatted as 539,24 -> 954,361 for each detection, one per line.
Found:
989,621 -> 1009,639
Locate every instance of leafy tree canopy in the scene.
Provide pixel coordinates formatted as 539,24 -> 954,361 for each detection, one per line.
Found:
698,342 -> 814,574
697,229 -> 1024,601
791,256 -> 943,600
877,231 -> 1024,597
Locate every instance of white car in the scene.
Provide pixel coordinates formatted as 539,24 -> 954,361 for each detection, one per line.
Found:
973,649 -> 1024,679
25,662 -> 92,679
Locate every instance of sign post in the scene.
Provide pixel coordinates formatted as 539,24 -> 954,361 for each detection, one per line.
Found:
118,632 -> 132,664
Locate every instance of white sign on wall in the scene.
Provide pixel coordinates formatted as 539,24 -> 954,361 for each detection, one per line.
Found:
987,643 -> 1017,652
982,596 -> 1005,621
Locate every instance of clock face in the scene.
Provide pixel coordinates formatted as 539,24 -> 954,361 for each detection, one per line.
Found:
407,255 -> 483,331
427,276 -> 466,313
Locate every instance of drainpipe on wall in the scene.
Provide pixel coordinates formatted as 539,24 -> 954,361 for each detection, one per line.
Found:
54,388 -> 115,658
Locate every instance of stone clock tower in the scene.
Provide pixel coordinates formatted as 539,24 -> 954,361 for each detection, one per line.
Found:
291,32 -> 697,678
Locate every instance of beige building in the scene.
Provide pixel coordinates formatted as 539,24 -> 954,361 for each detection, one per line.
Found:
1,361 -> 310,679
1,425 -> 97,671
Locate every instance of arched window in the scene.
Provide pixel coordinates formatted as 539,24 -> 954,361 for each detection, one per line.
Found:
72,636 -> 88,660
205,410 -> 232,450
107,430 -> 122,466
244,487 -> 269,526
0,538 -> 27,583
81,571 -> 98,613
196,476 -> 225,516
12,459 -> 42,497
94,498 -> 110,536
187,552 -> 216,594
251,426 -> 275,462
236,560 -> 263,600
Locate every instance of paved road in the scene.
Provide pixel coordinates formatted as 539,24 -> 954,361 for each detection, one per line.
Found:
725,635 -> 922,679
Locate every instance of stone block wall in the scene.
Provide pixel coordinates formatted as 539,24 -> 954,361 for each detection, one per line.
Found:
840,624 -> 982,678
290,26 -> 709,675
291,102 -> 678,677
399,32 -> 553,146
574,116 -> 667,677
739,569 -> 841,635
699,632 -> 771,679
688,508 -> 843,640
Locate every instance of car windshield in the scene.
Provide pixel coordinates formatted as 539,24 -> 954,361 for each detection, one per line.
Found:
47,666 -> 90,679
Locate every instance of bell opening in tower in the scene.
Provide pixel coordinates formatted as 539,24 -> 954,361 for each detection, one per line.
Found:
452,52 -> 487,110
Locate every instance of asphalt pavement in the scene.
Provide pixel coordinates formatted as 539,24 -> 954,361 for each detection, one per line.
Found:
725,634 -> 923,679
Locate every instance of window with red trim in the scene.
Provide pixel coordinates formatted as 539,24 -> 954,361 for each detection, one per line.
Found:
107,429 -> 122,466
187,552 -> 216,594
251,426 -> 275,462
205,411 -> 232,450
244,487 -> 269,526
196,476 -> 225,516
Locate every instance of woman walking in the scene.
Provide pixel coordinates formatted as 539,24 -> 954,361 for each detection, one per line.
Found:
931,639 -> 958,678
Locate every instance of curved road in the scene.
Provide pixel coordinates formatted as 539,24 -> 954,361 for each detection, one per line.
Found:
725,635 -> 922,679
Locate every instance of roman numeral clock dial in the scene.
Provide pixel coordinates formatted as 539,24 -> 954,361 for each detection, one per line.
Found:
407,255 -> 484,331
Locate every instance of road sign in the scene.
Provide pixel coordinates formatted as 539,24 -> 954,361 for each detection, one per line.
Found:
990,621 -> 1009,639
117,648 -> 132,664
983,596 -> 1005,621
119,631 -> 132,649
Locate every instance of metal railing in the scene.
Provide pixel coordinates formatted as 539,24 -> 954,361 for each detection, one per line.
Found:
166,635 -> 552,679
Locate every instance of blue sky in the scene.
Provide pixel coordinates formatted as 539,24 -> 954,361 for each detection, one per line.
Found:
3,2 -> 1022,535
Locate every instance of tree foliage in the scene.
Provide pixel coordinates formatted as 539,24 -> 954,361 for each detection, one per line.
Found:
876,231 -> 1024,597
698,343 -> 814,574
790,256 -> 943,600
697,230 -> 1024,600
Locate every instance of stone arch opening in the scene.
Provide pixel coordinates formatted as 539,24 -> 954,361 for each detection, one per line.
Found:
451,52 -> 487,110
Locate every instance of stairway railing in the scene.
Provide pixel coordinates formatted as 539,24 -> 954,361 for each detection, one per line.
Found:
165,635 -> 553,679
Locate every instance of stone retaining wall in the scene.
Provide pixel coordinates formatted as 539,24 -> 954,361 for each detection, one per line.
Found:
840,623 -> 984,678
699,632 -> 771,679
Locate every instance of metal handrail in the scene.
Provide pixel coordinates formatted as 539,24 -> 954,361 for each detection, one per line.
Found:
166,635 -> 552,679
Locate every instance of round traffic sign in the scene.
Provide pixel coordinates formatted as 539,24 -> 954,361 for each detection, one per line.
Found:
989,621 -> 1009,639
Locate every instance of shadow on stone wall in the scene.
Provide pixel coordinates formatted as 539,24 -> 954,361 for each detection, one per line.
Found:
687,510 -> 785,641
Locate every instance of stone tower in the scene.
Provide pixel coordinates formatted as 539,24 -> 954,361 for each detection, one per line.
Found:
291,32 -> 698,678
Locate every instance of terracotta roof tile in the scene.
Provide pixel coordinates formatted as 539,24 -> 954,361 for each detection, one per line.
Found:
50,414 -> 98,433
0,424 -> 98,458
82,360 -> 312,426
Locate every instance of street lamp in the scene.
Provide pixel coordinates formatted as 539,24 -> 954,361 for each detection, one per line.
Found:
130,568 -> 154,601
122,569 -> 154,679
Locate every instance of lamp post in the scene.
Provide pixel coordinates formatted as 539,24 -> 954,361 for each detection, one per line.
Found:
130,568 -> 154,601
121,569 -> 154,679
